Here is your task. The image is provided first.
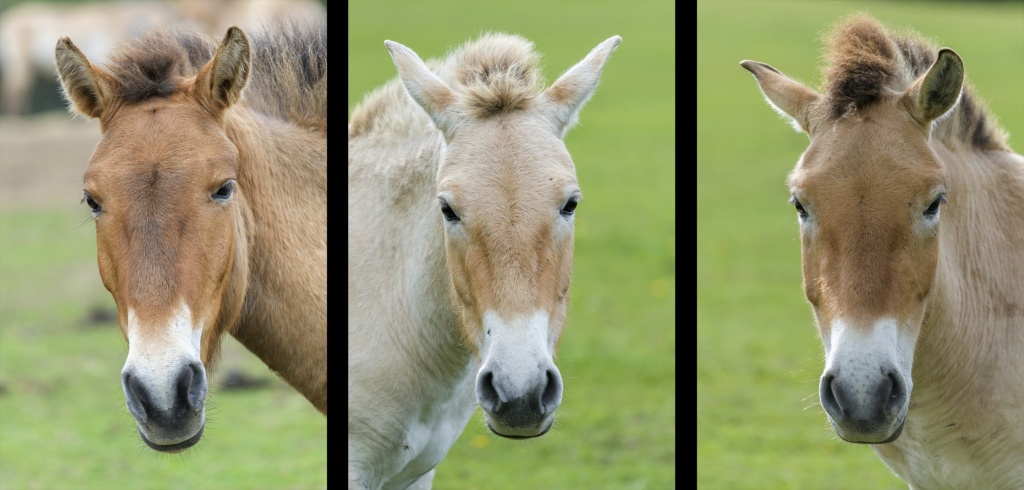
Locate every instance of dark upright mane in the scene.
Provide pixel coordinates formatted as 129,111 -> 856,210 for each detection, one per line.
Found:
107,29 -> 214,104
105,20 -> 327,131
820,14 -> 1008,151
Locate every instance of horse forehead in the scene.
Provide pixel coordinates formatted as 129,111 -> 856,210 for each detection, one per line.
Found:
793,115 -> 944,196
441,139 -> 577,209
86,101 -> 235,183
109,97 -> 218,130
445,116 -> 576,171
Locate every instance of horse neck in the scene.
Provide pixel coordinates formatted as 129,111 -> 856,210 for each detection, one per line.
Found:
348,114 -> 476,389
915,142 -> 1024,412
224,109 -> 328,411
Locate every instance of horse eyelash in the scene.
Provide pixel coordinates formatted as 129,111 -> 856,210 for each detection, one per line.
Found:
924,194 -> 946,217
82,192 -> 102,213
74,215 -> 97,230
788,195 -> 808,218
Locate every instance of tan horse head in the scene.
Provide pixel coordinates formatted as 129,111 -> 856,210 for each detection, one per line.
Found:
741,18 -> 965,443
741,14 -> 1024,489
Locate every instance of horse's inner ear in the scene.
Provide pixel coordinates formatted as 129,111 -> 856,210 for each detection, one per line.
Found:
907,48 -> 964,124
385,40 -> 459,139
55,37 -> 112,119
197,27 -> 251,114
740,60 -> 820,135
540,36 -> 621,137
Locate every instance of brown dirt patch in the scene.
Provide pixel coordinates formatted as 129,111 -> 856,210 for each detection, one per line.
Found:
0,113 -> 100,211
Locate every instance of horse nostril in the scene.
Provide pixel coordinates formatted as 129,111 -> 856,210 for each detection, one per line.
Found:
178,362 -> 207,412
540,369 -> 562,414
476,370 -> 505,412
885,372 -> 904,408
819,373 -> 842,418
123,372 -> 150,424
878,373 -> 894,404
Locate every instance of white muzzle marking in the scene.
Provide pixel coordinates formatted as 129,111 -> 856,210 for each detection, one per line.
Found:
121,303 -> 206,446
476,310 -> 562,437
820,317 -> 915,442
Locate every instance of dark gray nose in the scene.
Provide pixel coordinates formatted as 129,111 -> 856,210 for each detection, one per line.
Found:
122,361 -> 207,425
476,366 -> 562,428
819,365 -> 906,441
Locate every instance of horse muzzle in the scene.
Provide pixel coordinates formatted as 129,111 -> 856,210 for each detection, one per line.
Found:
476,363 -> 562,439
122,360 -> 207,452
819,367 -> 909,444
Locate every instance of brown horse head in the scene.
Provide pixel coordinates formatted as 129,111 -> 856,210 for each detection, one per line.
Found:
56,27 -> 252,452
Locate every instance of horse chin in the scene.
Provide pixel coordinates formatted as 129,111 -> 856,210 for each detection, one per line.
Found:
138,423 -> 205,453
834,419 -> 905,445
485,420 -> 553,440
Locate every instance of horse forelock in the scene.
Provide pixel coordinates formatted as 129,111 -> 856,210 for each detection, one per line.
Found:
349,33 -> 541,138
440,33 -> 544,119
819,14 -> 1009,151
107,29 -> 215,104
822,14 -> 901,120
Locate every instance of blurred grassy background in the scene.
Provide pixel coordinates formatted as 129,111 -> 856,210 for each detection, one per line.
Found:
0,1 -> 327,489
349,1 -> 676,489
0,0 -> 328,114
698,1 -> 1023,489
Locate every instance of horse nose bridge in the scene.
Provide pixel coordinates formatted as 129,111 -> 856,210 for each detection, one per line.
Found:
824,316 -> 913,369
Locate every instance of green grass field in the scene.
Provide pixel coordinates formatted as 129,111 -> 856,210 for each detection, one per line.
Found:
698,1 -> 1023,489
349,1 -> 675,489
0,208 -> 328,489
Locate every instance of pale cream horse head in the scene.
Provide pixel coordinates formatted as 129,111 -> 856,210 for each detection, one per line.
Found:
385,34 -> 620,437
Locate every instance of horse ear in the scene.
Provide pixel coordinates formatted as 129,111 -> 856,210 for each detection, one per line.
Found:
539,36 -> 621,137
195,26 -> 250,115
902,48 -> 963,127
55,37 -> 116,119
385,40 -> 459,138
740,60 -> 820,135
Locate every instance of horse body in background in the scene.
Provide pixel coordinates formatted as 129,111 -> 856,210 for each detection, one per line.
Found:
1,0 -> 180,115
176,0 -> 325,34
55,20 -> 327,452
742,15 -> 1023,488
348,34 -> 620,489
0,0 -> 324,115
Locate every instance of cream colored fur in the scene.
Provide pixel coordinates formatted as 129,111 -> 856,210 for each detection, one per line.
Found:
348,33 -> 619,489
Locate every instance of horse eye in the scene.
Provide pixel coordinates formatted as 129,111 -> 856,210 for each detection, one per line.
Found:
924,194 -> 945,217
561,198 -> 578,216
83,192 -> 101,213
439,199 -> 460,222
790,196 -> 808,219
212,180 -> 235,202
